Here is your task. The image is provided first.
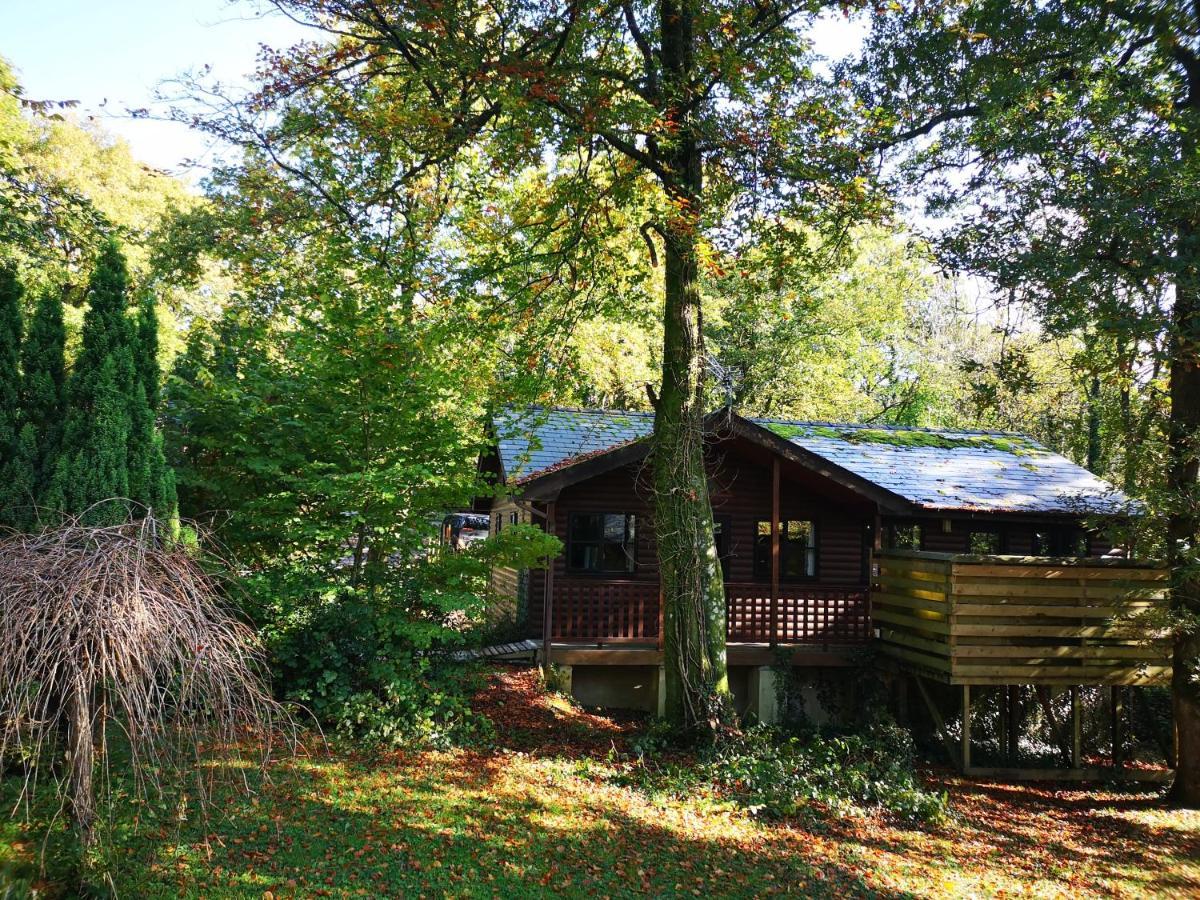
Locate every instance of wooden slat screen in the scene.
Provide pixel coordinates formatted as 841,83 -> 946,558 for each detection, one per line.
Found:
873,550 -> 1171,686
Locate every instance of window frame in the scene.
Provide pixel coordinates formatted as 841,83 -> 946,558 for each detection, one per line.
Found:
1032,527 -> 1091,558
885,521 -> 924,551
712,514 -> 734,582
753,518 -> 819,582
566,512 -> 639,575
966,527 -> 1006,555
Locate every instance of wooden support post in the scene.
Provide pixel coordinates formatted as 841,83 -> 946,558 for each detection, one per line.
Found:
914,675 -> 957,767
1111,685 -> 1124,769
1071,686 -> 1082,769
961,684 -> 972,772
770,457 -> 780,648
541,501 -> 556,675
656,587 -> 664,651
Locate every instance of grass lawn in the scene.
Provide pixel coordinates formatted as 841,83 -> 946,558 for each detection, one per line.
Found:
2,666 -> 1197,898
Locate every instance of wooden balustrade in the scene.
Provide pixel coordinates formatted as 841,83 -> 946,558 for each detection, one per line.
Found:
725,583 -> 871,644
551,580 -> 660,642
550,579 -> 871,644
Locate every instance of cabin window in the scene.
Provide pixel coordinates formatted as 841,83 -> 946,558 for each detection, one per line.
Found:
568,513 -> 637,574
967,529 -> 1004,555
713,516 -> 733,581
493,513 -> 502,534
753,520 -> 817,580
1033,528 -> 1090,557
509,511 -> 519,526
886,523 -> 923,550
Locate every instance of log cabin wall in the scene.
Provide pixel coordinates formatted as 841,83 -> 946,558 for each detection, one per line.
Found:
524,439 -> 878,640
884,516 -> 1114,557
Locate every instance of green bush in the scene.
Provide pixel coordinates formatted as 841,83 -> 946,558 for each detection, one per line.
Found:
251,526 -> 559,748
617,721 -> 948,825
266,586 -> 491,748
706,723 -> 948,824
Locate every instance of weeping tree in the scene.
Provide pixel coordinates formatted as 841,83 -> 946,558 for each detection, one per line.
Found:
254,0 -> 879,733
0,513 -> 288,865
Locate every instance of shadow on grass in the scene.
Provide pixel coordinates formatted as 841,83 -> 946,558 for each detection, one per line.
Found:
90,746 -> 906,899
816,776 -> 1198,897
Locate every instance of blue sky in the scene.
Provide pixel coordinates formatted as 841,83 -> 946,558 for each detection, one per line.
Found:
2,2 -> 862,183
2,0 -> 309,179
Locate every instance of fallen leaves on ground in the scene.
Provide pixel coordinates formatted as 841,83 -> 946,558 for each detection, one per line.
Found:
2,665 -> 1196,898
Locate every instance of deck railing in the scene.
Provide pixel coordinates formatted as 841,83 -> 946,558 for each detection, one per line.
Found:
724,583 -> 871,644
551,580 -> 660,642
873,550 -> 1171,686
549,579 -> 871,645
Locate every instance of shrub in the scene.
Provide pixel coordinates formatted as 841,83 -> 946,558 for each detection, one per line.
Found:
706,723 -> 948,824
616,721 -> 948,825
257,524 -> 559,748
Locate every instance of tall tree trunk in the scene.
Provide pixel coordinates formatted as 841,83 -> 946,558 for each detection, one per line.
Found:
653,0 -> 729,732
1167,211 -> 1200,807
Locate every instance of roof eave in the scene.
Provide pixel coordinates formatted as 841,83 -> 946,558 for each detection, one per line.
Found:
507,438 -> 652,501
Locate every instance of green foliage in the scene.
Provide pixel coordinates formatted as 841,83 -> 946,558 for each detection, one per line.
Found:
53,242 -> 136,523
0,264 -> 23,524
266,586 -> 491,748
50,241 -> 175,524
705,724 -> 948,824
18,290 -> 65,502
250,525 -> 558,747
619,722 -> 947,825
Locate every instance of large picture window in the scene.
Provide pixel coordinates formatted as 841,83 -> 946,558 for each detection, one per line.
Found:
568,513 -> 637,574
753,520 -> 817,580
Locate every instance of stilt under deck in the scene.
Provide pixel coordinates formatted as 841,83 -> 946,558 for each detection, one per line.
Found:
875,550 -> 1173,781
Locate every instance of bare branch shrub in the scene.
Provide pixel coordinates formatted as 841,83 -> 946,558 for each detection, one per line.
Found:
0,511 -> 292,859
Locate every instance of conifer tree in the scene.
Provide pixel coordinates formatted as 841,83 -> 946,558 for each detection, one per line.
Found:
52,240 -> 137,524
134,293 -> 160,413
0,264 -> 27,526
127,292 -> 175,516
18,290 -> 66,494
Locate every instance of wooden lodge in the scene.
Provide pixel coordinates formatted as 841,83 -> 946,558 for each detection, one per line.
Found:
481,406 -> 1170,775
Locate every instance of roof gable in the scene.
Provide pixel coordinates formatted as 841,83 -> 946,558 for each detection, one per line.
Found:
492,407 -> 1133,516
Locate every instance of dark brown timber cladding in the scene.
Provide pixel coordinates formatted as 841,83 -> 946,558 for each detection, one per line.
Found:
528,438 -> 878,640
520,437 -> 1113,644
887,516 -> 1113,556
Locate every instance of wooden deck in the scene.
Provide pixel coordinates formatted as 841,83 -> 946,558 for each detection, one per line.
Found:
873,550 -> 1171,686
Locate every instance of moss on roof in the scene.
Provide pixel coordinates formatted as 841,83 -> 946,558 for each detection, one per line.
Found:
766,422 -> 1039,454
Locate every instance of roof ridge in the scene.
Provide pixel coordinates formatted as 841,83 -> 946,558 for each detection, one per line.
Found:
502,405 -> 1033,439
749,416 -> 1027,439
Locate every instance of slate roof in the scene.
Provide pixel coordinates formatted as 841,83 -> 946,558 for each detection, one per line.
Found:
493,407 -> 1133,515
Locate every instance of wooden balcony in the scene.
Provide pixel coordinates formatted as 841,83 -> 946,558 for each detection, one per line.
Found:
873,550 -> 1172,686
548,579 -> 870,647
